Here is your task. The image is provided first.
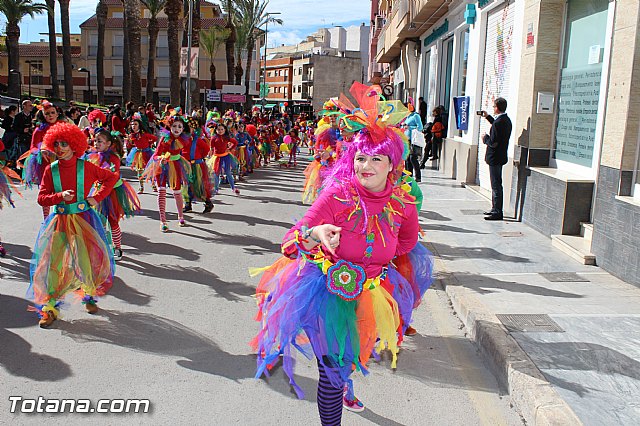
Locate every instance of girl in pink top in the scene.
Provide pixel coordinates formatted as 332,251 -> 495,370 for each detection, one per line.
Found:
252,82 -> 433,425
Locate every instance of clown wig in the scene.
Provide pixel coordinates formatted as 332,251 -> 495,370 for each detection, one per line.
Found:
88,110 -> 107,125
323,127 -> 406,191
42,122 -> 88,156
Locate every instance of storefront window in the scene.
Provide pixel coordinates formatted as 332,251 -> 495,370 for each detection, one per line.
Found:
457,29 -> 469,97
440,37 -> 454,113
554,0 -> 609,168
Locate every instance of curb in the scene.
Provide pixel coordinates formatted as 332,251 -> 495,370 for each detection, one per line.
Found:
426,242 -> 583,426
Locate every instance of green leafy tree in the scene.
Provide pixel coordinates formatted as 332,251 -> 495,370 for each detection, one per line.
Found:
0,0 -> 48,98
200,26 -> 229,90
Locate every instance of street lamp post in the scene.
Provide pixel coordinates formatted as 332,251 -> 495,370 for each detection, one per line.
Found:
78,68 -> 91,106
261,12 -> 281,109
185,0 -> 194,115
9,69 -> 22,103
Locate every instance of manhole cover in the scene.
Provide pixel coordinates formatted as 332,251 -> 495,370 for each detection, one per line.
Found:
460,209 -> 486,215
496,314 -> 564,332
497,231 -> 524,237
539,272 -> 590,282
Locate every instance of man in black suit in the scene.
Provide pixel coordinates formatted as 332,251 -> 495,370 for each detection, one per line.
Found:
480,97 -> 512,220
418,97 -> 428,125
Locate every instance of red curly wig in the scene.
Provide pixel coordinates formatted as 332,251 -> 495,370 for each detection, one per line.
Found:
88,109 -> 107,125
42,122 -> 88,156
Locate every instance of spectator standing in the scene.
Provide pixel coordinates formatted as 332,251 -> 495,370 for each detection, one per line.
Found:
480,97 -> 512,221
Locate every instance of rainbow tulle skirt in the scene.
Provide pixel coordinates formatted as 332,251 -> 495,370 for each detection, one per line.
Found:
184,161 -> 212,201
28,208 -> 115,316
252,243 -> 433,398
206,154 -> 238,175
96,180 -> 142,223
0,165 -> 21,209
20,150 -> 51,188
126,147 -> 153,171
302,160 -> 323,205
142,156 -> 191,190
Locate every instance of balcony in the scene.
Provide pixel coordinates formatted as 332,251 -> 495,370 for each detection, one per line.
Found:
375,0 -> 450,63
301,74 -> 313,83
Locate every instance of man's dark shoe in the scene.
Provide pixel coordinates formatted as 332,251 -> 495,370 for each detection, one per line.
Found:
484,211 -> 496,215
202,201 -> 214,214
183,202 -> 193,213
484,214 -> 503,221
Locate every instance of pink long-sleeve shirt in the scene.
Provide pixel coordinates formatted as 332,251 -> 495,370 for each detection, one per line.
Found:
283,178 -> 419,278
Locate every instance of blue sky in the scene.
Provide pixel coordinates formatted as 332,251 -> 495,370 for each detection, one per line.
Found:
14,0 -> 371,49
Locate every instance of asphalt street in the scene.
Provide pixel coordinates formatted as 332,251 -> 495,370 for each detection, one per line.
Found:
0,160 -> 523,425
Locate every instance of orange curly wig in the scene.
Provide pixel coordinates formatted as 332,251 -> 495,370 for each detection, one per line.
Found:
42,122 -> 88,156
88,110 -> 107,124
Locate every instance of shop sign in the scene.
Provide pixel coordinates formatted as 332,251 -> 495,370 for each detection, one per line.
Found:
453,96 -> 470,131
424,20 -> 449,47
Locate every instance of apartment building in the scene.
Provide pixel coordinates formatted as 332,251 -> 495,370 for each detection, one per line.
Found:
260,24 -> 370,113
373,0 -> 640,286
1,0 -> 260,105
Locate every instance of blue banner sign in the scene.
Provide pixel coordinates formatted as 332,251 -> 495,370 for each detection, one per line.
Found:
453,96 -> 470,131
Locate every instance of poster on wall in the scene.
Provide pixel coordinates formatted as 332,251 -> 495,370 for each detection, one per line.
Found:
554,65 -> 601,167
453,96 -> 470,130
477,4 -> 514,189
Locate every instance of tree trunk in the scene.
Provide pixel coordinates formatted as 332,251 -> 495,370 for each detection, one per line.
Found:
146,17 -> 159,106
210,61 -> 216,90
46,0 -> 59,99
6,21 -> 20,99
243,36 -> 255,111
122,3 -> 131,103
165,0 -> 182,106
224,0 -> 236,87
59,0 -> 73,101
234,64 -> 243,86
97,1 -> 108,105
125,0 -> 142,106
191,0 -> 201,109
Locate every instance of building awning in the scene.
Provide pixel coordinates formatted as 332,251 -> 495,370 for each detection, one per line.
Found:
264,103 -> 277,108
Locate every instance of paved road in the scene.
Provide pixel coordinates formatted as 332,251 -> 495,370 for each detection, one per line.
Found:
0,161 -> 523,425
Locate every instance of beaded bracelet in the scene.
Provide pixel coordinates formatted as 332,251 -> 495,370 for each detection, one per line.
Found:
300,225 -> 321,244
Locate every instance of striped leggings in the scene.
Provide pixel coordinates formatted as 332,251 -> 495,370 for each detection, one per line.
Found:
317,360 -> 344,426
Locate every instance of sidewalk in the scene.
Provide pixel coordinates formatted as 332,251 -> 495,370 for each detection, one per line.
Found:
419,168 -> 640,426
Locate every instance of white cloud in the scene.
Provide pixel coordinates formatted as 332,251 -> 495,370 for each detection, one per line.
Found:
17,0 -> 371,44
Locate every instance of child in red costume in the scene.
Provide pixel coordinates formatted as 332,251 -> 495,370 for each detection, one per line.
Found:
86,129 -> 142,260
29,122 -> 119,328
142,115 -> 191,232
207,123 -> 239,196
181,118 -> 213,214
18,100 -> 62,219
126,116 -> 158,193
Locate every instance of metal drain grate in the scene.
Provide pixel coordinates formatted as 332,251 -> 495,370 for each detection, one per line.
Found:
497,231 -> 524,237
539,272 -> 590,282
460,209 -> 486,215
496,314 -> 565,332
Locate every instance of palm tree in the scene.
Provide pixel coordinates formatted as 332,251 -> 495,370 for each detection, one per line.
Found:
0,0 -> 48,99
237,0 -> 282,110
121,0 -> 130,102
200,26 -> 229,91
222,0 -> 236,87
124,0 -> 142,105
140,0 -> 167,105
44,0 -> 58,99
164,0 -> 182,105
59,0 -> 73,101
96,0 -> 107,105
181,0 -> 201,109
233,17 -> 249,86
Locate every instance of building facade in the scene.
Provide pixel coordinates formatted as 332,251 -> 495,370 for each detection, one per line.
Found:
261,24 -> 370,114
374,0 -> 640,286
2,0 -> 260,106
